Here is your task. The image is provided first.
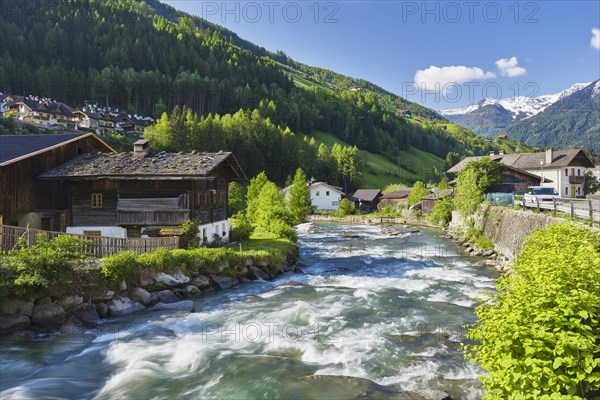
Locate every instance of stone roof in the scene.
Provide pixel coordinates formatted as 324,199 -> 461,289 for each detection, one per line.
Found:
39,150 -> 246,180
421,189 -> 453,200
380,188 -> 412,199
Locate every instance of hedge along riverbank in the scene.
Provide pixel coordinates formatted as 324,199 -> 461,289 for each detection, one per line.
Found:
464,223 -> 600,399
0,236 -> 300,335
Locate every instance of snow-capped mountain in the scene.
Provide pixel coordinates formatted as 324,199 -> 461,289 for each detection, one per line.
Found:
437,80 -> 600,150
439,82 -> 591,121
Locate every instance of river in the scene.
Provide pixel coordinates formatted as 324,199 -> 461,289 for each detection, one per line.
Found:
0,222 -> 497,399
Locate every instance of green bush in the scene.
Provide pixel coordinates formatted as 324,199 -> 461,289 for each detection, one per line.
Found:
138,247 -> 175,272
465,227 -> 494,251
334,198 -> 356,217
1,234 -> 90,297
101,251 -> 139,285
269,219 -> 298,242
465,223 -> 600,399
229,212 -> 254,242
179,219 -> 200,249
428,196 -> 453,226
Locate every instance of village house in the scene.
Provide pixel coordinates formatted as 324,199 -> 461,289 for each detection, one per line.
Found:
2,96 -> 77,129
379,188 -> 412,209
0,133 -> 115,230
349,189 -> 382,213
447,149 -> 594,198
281,181 -> 344,211
421,189 -> 453,215
39,140 -> 246,242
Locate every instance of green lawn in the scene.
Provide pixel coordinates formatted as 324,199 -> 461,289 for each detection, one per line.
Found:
304,130 -> 445,189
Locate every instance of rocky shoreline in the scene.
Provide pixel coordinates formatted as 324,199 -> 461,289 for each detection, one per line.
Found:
443,229 -> 513,274
0,254 -> 303,338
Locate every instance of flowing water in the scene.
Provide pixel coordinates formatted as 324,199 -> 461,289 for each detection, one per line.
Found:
0,223 -> 498,399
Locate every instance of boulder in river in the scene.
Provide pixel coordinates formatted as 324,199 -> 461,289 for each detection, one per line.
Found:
0,315 -> 32,334
149,300 -> 195,313
191,275 -> 211,289
130,287 -> 152,306
72,303 -> 100,326
1,298 -> 34,316
58,295 -> 83,312
107,297 -> 145,317
248,266 -> 269,281
211,276 -> 237,290
31,303 -> 66,327
153,272 -> 190,289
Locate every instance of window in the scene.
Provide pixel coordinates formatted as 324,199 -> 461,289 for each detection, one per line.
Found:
571,168 -> 575,176
197,193 -> 203,207
205,193 -> 210,207
91,193 -> 103,208
212,192 -> 217,205
577,187 -> 581,194
315,191 -> 320,196
565,187 -> 569,195
565,169 -> 569,176
326,191 -> 330,196
332,201 -> 338,206
222,223 -> 227,237
220,193 -> 226,205
578,169 -> 581,176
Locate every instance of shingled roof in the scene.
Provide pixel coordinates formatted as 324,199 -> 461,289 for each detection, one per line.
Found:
0,133 -> 106,165
380,188 -> 412,199
447,149 -> 594,174
39,150 -> 246,180
351,189 -> 382,202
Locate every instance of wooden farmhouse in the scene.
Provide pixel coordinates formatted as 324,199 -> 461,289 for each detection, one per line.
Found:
40,140 -> 246,243
0,133 -> 114,230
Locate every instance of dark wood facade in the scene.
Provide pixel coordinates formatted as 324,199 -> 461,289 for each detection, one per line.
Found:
69,178 -> 228,228
0,134 -> 113,229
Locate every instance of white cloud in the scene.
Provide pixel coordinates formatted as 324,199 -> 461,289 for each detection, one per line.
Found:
591,28 -> 600,49
495,57 -> 527,77
413,65 -> 496,92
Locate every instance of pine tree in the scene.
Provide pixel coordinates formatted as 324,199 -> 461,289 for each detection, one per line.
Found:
246,172 -> 269,224
287,168 -> 312,225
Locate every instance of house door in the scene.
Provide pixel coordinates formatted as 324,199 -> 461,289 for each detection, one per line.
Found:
570,185 -> 576,198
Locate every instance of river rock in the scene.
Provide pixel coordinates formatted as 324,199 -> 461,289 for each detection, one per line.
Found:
0,315 -> 32,334
248,266 -> 269,281
155,290 -> 181,304
211,276 -> 237,290
293,265 -> 305,274
72,303 -> 100,325
130,287 -> 152,306
415,390 -> 452,400
96,302 -> 109,318
185,285 -> 201,297
483,250 -> 496,257
149,300 -> 195,313
138,275 -> 154,288
1,298 -> 34,316
35,297 -> 53,306
153,272 -> 190,289
31,303 -> 66,327
108,297 -> 145,317
192,275 -> 210,289
58,295 -> 83,311
93,290 -> 115,302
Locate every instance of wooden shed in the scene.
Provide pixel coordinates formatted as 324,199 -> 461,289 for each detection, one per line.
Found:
0,133 -> 114,230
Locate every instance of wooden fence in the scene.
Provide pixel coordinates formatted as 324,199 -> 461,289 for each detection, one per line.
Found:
0,225 -> 180,257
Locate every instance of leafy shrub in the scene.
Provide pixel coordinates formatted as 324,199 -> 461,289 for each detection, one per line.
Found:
2,234 -> 90,297
269,219 -> 297,242
334,198 -> 356,217
428,196 -> 453,226
179,219 -> 200,249
465,227 -> 494,250
465,223 -> 600,399
229,212 -> 254,242
407,181 -> 430,206
101,251 -> 139,285
138,247 -> 175,272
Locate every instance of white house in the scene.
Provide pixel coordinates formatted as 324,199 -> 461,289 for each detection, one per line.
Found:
282,181 -> 344,211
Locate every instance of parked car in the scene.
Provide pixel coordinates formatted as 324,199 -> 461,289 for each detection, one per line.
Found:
524,186 -> 562,204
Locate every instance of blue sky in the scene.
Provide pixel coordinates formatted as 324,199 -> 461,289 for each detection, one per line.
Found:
162,1 -> 600,109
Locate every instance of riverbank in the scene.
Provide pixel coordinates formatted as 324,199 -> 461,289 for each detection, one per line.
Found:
0,239 -> 300,337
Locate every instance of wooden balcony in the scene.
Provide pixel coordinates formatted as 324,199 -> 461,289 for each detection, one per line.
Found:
117,196 -> 189,226
569,176 -> 584,184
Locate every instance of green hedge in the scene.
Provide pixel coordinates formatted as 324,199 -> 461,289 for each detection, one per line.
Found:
465,223 -> 600,399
